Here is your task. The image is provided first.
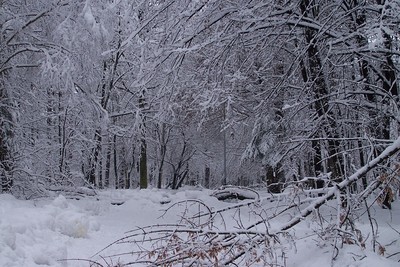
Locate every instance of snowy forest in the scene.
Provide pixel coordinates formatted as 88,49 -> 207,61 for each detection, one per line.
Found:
1,0 -> 400,266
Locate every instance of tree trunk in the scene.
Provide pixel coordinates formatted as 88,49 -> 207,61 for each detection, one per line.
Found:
139,92 -> 148,189
126,143 -> 135,189
205,166 -> 210,188
157,123 -> 167,189
377,0 -> 398,141
113,134 -> 119,189
104,136 -> 111,188
139,137 -> 148,189
0,86 -> 13,192
346,0 -> 374,188
266,165 -> 283,193
86,129 -> 102,185
300,0 -> 342,181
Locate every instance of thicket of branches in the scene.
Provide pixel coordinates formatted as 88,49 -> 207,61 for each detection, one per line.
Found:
0,0 -> 399,198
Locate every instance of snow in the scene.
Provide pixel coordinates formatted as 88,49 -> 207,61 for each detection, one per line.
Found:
1,188 -> 399,266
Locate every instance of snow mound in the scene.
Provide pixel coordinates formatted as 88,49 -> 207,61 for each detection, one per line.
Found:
50,195 -> 100,238
0,194 -> 99,267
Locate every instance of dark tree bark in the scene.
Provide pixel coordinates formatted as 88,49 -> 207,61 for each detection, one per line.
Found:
376,0 -> 398,98
157,123 -> 168,189
86,129 -> 102,185
265,165 -> 284,193
85,50 -> 121,186
139,138 -> 148,189
113,135 -> 119,189
139,91 -> 148,189
104,136 -> 112,188
204,166 -> 210,189
0,86 -> 13,192
377,0 -> 398,141
168,139 -> 194,190
300,0 -> 343,181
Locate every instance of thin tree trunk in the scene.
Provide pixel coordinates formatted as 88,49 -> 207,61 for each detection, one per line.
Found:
157,123 -> 167,189
127,143 -> 135,189
58,89 -> 64,176
139,91 -> 148,189
377,0 -> 398,141
204,166 -> 210,188
347,0 -> 374,189
98,152 -> 103,189
139,137 -> 148,189
87,129 -> 102,185
104,136 -> 111,188
0,85 -> 13,192
113,134 -> 119,189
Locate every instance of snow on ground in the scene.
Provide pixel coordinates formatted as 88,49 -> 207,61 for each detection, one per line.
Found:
0,187 -> 399,267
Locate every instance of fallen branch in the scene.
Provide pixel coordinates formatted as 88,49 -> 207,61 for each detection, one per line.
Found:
274,137 -> 400,233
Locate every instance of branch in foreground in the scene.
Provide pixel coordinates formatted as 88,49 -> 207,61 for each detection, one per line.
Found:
275,136 -> 400,233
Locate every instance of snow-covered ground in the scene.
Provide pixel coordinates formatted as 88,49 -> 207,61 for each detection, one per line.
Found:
1,188 -> 399,266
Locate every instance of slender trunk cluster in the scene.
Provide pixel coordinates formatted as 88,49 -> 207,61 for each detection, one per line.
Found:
300,0 -> 342,180
0,86 -> 13,192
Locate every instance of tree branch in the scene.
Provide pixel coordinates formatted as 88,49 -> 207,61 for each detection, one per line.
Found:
275,136 -> 400,233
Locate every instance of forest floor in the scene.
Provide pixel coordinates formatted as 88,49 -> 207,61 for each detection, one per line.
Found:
1,187 -> 399,267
